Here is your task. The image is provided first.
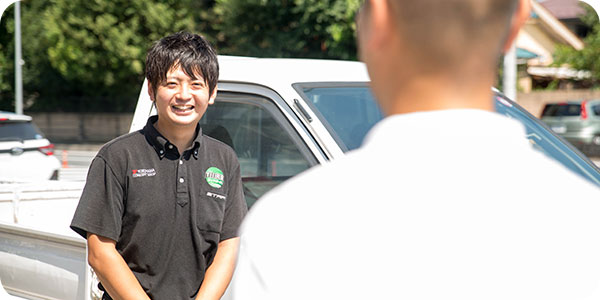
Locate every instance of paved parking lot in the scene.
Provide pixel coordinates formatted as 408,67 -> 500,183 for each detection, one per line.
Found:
54,145 -> 99,182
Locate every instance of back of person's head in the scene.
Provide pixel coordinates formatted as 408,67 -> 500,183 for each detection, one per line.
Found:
146,31 -> 219,96
384,0 -> 520,73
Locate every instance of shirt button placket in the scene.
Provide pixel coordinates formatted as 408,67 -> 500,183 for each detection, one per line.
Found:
176,157 -> 189,207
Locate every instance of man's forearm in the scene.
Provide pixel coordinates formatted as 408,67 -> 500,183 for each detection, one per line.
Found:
196,237 -> 241,300
87,233 -> 150,300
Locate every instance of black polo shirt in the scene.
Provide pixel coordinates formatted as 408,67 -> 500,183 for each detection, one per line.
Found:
70,116 -> 247,300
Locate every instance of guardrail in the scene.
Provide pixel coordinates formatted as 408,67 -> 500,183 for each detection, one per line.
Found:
0,223 -> 92,300
0,181 -> 84,228
0,181 -> 96,299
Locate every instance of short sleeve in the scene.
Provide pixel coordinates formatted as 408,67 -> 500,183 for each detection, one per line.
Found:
220,157 -> 247,241
70,156 -> 125,241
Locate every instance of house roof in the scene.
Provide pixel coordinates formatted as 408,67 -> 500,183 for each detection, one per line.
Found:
530,1 -> 584,50
515,1 -> 584,66
539,0 -> 586,20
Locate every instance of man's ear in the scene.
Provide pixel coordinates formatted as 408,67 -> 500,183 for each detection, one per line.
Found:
147,81 -> 155,102
360,0 -> 395,54
503,0 -> 531,53
208,85 -> 218,105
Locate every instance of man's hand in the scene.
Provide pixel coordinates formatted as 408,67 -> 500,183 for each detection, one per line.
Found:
87,233 -> 150,300
195,237 -> 241,300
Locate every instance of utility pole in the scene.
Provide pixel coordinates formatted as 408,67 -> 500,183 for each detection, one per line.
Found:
503,44 -> 517,102
14,0 -> 23,114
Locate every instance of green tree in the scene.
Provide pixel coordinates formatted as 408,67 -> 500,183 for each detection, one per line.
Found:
214,0 -> 360,60
0,6 -> 15,111
1,0 -> 362,112
554,4 -> 600,85
42,0 -> 203,111
1,0 -> 216,112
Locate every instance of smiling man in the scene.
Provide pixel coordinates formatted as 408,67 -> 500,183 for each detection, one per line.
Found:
71,32 -> 247,300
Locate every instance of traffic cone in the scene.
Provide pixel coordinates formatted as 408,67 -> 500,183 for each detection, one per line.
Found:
61,150 -> 69,168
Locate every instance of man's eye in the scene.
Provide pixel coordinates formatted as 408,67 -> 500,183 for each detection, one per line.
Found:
166,82 -> 177,87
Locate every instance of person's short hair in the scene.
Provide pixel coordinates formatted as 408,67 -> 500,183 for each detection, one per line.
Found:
145,31 -> 219,96
385,0 -> 520,71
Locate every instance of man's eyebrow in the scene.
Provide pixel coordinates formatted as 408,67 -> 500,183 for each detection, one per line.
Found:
165,75 -> 205,81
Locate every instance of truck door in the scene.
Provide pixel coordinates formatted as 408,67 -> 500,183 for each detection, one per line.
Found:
200,91 -> 318,208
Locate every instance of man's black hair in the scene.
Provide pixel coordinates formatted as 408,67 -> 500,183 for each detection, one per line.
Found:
146,31 -> 219,97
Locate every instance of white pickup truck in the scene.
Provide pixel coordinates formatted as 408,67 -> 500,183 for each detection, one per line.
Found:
2,56 -> 600,299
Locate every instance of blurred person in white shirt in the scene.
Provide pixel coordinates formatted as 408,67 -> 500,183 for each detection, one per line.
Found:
232,1 -> 600,299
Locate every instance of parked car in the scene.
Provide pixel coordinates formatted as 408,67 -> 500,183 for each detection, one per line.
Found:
540,100 -> 600,154
0,111 -> 60,182
131,57 -> 600,209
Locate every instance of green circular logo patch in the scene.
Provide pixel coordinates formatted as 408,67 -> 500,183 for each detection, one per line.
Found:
205,167 -> 224,188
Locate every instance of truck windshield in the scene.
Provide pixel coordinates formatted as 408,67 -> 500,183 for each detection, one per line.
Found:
295,83 -> 383,151
295,83 -> 600,186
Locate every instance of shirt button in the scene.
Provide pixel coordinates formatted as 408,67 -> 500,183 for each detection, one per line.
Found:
168,145 -> 173,149
159,150 -> 164,154
179,160 -> 183,165
179,178 -> 184,183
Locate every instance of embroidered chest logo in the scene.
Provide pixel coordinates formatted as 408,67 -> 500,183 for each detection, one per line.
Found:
206,192 -> 226,200
205,167 -> 224,188
132,168 -> 156,178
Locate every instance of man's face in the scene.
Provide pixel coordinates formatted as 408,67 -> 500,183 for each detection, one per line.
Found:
151,66 -> 216,130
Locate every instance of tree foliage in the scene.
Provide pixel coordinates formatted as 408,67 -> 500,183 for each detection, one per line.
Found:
554,4 -> 600,85
0,0 -> 360,112
0,7 -> 15,111
41,0 -> 205,111
214,0 -> 360,60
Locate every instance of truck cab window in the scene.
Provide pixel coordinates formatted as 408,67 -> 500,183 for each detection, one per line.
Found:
200,94 -> 313,208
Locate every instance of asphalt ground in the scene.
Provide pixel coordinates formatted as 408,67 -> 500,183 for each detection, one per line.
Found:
54,144 -> 100,182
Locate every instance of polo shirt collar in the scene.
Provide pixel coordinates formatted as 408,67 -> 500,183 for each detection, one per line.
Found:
143,116 -> 202,159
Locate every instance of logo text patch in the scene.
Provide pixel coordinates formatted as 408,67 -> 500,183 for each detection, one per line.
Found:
206,192 -> 226,200
132,168 -> 156,178
205,167 -> 224,188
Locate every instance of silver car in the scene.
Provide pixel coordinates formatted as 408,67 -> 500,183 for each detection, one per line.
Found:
541,100 -> 600,153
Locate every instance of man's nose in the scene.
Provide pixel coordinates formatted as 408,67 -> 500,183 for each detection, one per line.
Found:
178,84 -> 192,100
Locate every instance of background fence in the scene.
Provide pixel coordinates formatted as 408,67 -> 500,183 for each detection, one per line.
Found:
29,112 -> 133,143
25,90 -> 600,144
